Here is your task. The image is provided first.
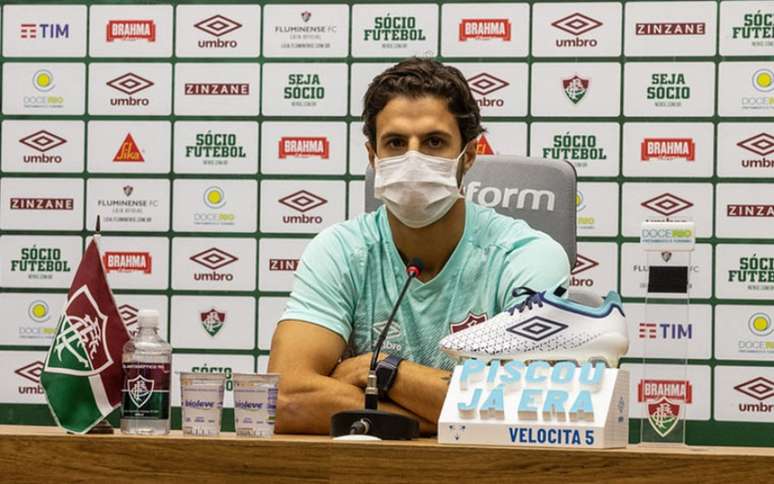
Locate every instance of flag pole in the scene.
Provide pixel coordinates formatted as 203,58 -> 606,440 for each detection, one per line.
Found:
86,214 -> 114,435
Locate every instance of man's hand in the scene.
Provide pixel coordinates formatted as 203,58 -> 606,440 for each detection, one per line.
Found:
330,352 -> 386,388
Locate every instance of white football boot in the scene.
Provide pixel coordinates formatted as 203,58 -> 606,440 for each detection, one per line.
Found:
439,288 -> 629,367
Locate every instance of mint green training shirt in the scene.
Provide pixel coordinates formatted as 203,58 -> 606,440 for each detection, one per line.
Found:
280,202 -> 570,370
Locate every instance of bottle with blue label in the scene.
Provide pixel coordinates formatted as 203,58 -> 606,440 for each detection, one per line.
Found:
120,309 -> 171,435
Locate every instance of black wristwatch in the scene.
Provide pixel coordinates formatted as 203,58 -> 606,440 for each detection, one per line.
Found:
375,354 -> 403,398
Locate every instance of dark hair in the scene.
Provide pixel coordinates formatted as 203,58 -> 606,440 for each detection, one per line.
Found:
362,57 -> 484,149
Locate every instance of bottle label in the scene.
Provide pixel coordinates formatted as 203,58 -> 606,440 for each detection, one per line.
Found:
121,362 -> 171,419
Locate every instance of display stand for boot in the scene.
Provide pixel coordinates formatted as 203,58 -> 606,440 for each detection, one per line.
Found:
639,220 -> 695,445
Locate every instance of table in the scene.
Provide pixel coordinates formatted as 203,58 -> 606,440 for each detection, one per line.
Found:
0,425 -> 771,483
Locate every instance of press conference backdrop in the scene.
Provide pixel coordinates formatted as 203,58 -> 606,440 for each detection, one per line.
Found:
0,0 -> 772,445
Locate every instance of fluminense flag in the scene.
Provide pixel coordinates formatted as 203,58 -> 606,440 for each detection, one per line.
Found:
41,238 -> 130,434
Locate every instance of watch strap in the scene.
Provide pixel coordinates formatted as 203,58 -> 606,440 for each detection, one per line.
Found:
376,354 -> 403,397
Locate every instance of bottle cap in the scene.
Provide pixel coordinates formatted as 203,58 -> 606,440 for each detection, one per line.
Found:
138,309 -> 160,329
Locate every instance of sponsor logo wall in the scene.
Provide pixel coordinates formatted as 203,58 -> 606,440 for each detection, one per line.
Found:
0,1 -> 772,446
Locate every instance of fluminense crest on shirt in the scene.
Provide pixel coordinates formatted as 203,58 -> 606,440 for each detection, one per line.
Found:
449,312 -> 487,334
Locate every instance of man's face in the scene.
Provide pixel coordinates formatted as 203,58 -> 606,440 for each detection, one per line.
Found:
367,96 -> 475,170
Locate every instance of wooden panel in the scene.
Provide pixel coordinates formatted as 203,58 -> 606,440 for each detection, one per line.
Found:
0,426 -> 772,483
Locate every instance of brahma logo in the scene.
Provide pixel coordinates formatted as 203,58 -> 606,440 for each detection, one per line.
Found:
641,193 -> 693,217
551,13 -> 602,47
506,316 -> 568,341
107,73 -> 154,106
278,137 -> 330,159
562,75 -> 589,104
269,259 -> 299,271
185,83 -> 249,95
735,377 -> 774,413
102,251 -> 152,274
458,19 -> 511,41
727,204 -> 774,217
638,322 -> 693,340
465,182 -> 556,211
737,133 -> 774,169
15,361 -> 45,395
19,130 -> 67,164
113,134 -> 144,162
466,73 -> 509,108
10,198 -> 73,210
637,379 -> 692,437
189,247 -> 238,282
476,134 -> 494,155
20,23 -> 69,39
449,312 -> 488,334
118,304 -> 139,336
106,20 -> 156,42
279,190 -> 327,224
195,15 -> 242,48
641,138 -> 695,161
200,308 -> 226,337
571,254 -> 598,287
635,23 -> 706,36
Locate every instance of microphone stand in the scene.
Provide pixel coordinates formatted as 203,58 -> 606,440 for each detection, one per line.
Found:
330,260 -> 423,440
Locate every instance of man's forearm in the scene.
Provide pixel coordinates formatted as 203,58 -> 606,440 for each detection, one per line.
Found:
276,372 -> 434,435
387,360 -> 451,424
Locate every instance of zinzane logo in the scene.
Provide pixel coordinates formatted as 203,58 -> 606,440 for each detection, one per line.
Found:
465,182 -> 556,211
269,258 -> 299,271
727,204 -> 774,217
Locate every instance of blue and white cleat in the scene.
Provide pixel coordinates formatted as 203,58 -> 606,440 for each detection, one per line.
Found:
439,288 -> 629,368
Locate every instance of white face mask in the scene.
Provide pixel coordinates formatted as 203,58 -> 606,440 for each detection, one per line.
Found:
374,150 -> 465,228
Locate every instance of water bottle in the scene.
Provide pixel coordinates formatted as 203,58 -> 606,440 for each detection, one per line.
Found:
120,309 -> 172,435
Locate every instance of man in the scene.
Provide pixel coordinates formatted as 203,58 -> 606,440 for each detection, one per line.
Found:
268,58 -> 570,435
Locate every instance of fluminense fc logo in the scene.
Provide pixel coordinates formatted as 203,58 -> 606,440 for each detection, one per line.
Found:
200,308 -> 226,336
127,374 -> 154,408
563,75 -> 589,104
45,286 -> 113,376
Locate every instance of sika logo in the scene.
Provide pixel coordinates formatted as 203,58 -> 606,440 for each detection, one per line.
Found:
200,308 -> 226,337
466,73 -> 509,108
20,23 -> 70,39
638,322 -> 693,340
278,137 -> 330,159
635,23 -> 706,36
190,247 -> 238,282
735,377 -> 774,413
476,134 -> 494,155
551,13 -> 602,47
118,304 -> 139,336
279,190 -> 327,224
459,19 -> 511,42
113,134 -> 144,162
106,20 -> 156,42
10,198 -> 74,210
727,204 -> 774,217
107,73 -> 154,106
641,138 -> 696,161
571,254 -> 598,288
269,259 -> 299,271
195,15 -> 242,49
562,75 -> 589,104
19,130 -> 67,164
102,251 -> 152,274
641,193 -> 693,217
15,361 -> 45,395
184,83 -> 249,96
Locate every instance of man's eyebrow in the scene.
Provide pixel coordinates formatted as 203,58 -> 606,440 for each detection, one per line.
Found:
379,130 -> 453,141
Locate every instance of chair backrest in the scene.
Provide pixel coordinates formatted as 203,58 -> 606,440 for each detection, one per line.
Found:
364,155 -> 577,266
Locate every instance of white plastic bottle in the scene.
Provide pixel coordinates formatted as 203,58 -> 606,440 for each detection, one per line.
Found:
120,309 -> 172,435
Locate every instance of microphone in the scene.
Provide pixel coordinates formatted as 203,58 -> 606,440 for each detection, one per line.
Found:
330,258 -> 424,440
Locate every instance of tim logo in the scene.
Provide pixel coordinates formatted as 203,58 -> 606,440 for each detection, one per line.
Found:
279,190 -> 327,225
20,23 -> 70,39
459,19 -> 511,41
638,322 -> 693,340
